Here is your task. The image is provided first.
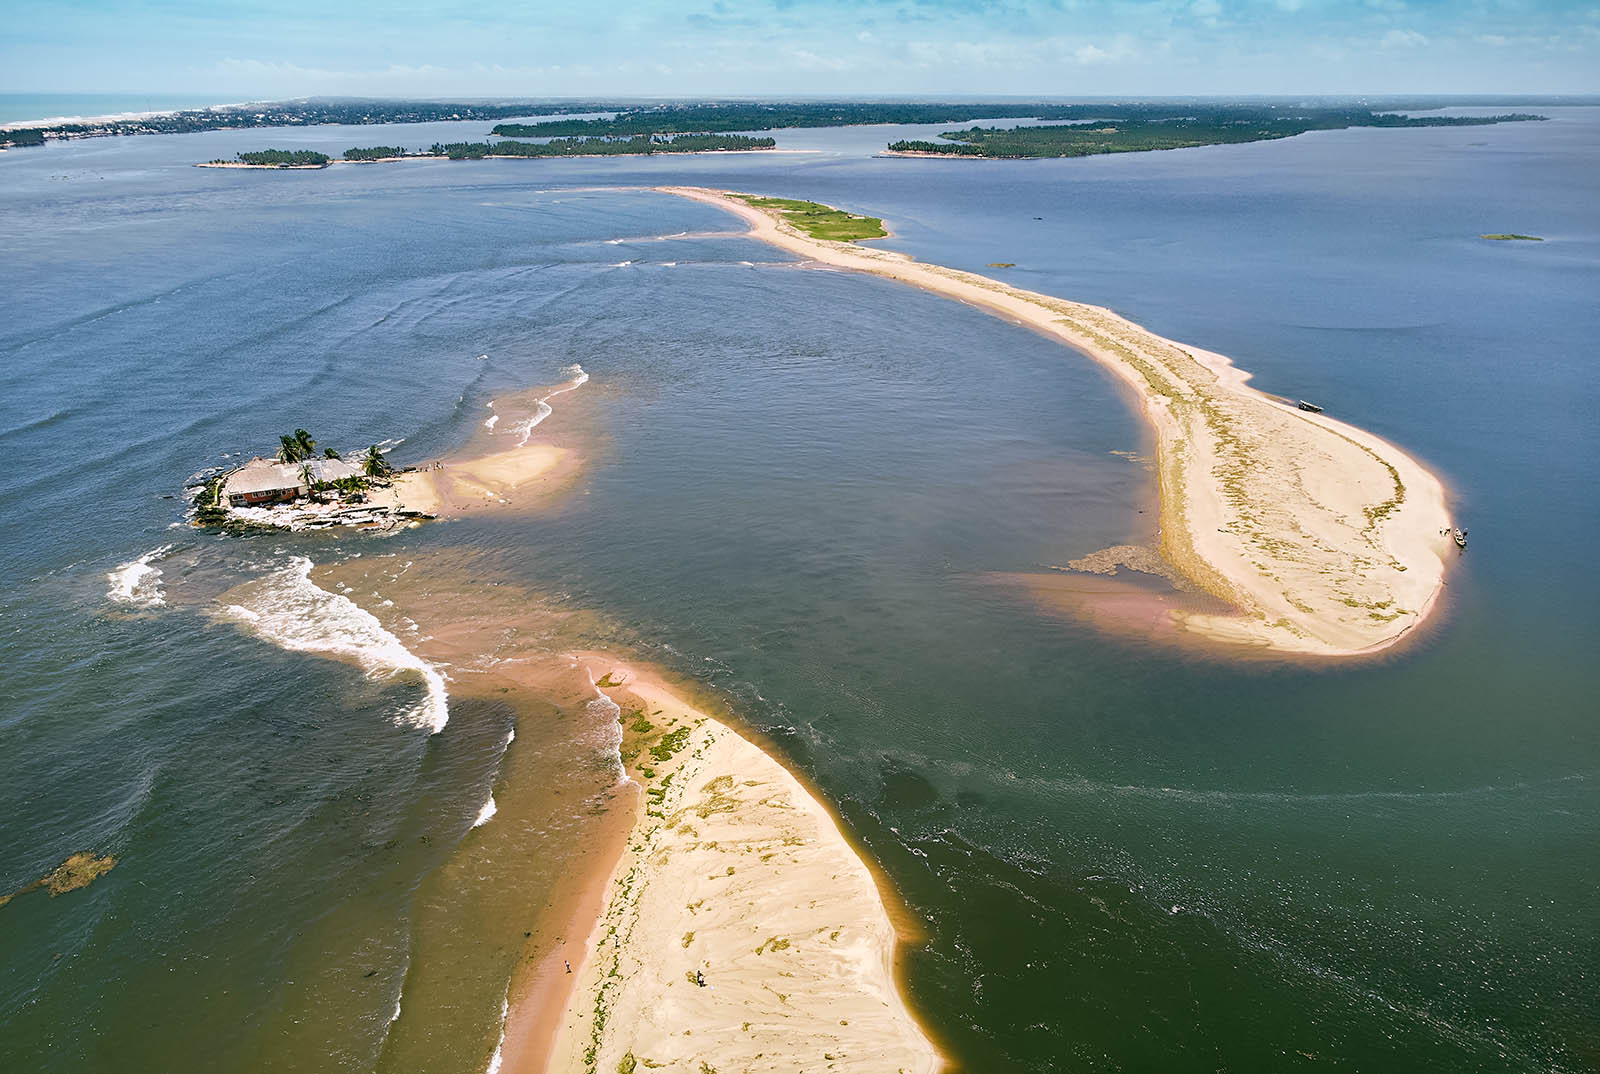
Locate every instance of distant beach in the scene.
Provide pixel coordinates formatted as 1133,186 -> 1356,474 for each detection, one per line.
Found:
661,185 -> 1454,657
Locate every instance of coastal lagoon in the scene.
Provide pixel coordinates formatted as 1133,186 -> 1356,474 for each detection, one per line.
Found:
2,109 -> 1597,1072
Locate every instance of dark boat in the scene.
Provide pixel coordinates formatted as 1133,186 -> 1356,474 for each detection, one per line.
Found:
1297,400 -> 1324,413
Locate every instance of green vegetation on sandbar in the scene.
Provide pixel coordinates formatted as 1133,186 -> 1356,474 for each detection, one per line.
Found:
886,108 -> 1545,160
735,195 -> 887,242
343,146 -> 410,160
1,852 -> 118,909
1481,233 -> 1543,241
987,262 -> 1017,267
215,149 -> 331,167
429,133 -> 774,160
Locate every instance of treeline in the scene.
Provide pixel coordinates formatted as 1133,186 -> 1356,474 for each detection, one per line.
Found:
490,103 -> 1082,137
217,149 -> 332,167
343,146 -> 408,160
1,98 -> 1562,152
2,99 -> 615,149
888,110 -> 1547,159
489,102 -> 1550,140
427,133 -> 776,160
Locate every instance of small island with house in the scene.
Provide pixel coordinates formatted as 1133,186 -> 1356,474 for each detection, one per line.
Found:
192,428 -> 438,531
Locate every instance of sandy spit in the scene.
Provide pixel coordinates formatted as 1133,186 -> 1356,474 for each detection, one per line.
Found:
537,657 -> 942,1074
660,185 -> 1453,657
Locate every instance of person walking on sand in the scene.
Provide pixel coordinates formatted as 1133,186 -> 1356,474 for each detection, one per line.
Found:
564,960 -> 571,974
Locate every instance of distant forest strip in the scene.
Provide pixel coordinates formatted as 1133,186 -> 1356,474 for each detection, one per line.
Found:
886,110 -> 1545,159
0,99 -> 615,150
4,98 -> 1562,153
203,134 -> 776,168
214,149 -> 332,167
488,101 -> 1548,139
343,146 -> 407,160
426,133 -> 776,159
491,102 -> 1085,136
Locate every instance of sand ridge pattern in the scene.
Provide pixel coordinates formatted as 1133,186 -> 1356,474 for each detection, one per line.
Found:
663,186 -> 1452,656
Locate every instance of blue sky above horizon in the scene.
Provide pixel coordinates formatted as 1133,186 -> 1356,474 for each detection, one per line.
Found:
6,1 -> 1597,98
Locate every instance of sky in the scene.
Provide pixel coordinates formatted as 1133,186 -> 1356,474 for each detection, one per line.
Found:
5,0 -> 1597,98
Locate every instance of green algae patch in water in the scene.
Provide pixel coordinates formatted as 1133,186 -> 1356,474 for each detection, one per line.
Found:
1480,233 -> 1543,241
1,852 -> 117,908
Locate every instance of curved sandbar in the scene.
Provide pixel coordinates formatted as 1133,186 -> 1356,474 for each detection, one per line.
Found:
661,186 -> 1452,656
543,659 -> 942,1074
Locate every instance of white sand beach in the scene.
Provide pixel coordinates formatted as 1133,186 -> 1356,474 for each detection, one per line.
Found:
539,658 -> 943,1074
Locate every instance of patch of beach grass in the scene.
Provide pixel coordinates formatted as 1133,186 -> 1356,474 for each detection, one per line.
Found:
735,195 -> 887,241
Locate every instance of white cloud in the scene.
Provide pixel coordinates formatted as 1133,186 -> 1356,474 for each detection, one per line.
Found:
1379,28 -> 1427,49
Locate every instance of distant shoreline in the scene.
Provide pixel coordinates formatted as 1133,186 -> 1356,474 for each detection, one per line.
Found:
193,147 -> 803,169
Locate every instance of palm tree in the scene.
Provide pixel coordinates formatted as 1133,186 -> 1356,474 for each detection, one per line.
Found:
278,434 -> 304,463
362,444 -> 393,479
293,429 -> 317,458
323,446 -> 341,459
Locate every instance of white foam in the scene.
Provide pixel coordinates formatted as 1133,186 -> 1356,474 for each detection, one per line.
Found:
511,401 -> 553,446
586,672 -> 626,783
107,545 -> 174,609
473,793 -> 498,827
216,557 -> 449,733
511,364 -> 589,447
485,992 -> 510,1074
484,414 -> 500,431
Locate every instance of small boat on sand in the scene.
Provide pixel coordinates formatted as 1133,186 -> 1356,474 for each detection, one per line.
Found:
1297,400 -> 1324,413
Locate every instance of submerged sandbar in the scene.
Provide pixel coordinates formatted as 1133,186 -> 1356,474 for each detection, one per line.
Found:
660,185 -> 1453,656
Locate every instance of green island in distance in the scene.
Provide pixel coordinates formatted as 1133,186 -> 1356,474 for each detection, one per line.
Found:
208,134 -> 776,167
485,100 -> 1546,160
6,98 -> 1559,164
733,195 -> 888,241
885,108 -> 1545,159
1481,233 -> 1544,241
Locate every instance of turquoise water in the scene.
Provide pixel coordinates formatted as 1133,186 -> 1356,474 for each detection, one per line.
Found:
2,110 -> 1597,1071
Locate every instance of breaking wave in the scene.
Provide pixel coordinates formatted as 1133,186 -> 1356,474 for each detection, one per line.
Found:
473,793 -> 498,827
485,990 -> 510,1074
511,364 -> 589,447
106,545 -> 174,608
586,672 -> 626,783
216,556 -> 449,733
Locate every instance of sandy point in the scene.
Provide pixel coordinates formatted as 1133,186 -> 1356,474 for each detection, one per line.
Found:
526,656 -> 944,1074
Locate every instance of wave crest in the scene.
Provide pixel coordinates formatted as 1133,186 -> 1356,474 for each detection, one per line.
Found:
106,545 -> 174,608
216,557 -> 449,733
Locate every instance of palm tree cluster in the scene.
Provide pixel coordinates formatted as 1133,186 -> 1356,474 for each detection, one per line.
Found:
276,428 -> 317,463
362,444 -> 394,479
